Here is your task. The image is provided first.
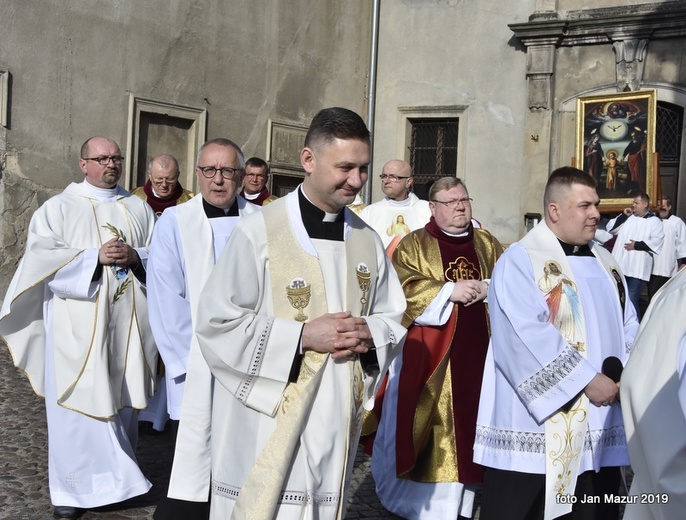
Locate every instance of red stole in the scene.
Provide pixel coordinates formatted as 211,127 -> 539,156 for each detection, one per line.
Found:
396,219 -> 489,483
240,188 -> 272,206
142,179 -> 186,215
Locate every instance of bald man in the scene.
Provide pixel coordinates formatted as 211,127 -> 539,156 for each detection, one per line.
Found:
132,154 -> 194,215
1,137 -> 157,519
360,160 -> 431,256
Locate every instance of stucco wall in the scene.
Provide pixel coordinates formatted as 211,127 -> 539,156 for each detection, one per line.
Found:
372,0 -> 536,245
373,0 -> 686,245
0,0 -> 372,294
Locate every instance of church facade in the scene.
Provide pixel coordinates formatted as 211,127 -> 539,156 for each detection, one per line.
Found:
1,0 -> 685,293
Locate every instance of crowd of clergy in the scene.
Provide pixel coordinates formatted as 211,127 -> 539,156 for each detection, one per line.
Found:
1,107 -> 685,520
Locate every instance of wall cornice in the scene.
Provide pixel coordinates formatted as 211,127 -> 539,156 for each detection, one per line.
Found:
510,2 -> 686,108
510,1 -> 686,46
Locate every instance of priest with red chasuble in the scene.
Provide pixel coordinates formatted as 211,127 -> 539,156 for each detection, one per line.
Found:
371,176 -> 502,519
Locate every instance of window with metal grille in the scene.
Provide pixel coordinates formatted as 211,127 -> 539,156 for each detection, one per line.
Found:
656,101 -> 683,209
656,101 -> 683,165
408,118 -> 459,198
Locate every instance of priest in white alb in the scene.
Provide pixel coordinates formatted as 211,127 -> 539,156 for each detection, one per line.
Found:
621,268 -> 686,520
359,159 -> 431,257
474,167 -> 639,520
605,191 -> 664,315
648,195 -> 686,299
195,107 -> 407,520
147,138 -> 259,519
0,137 -> 157,520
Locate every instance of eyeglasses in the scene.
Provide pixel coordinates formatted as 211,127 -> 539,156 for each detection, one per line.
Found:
82,155 -> 124,166
431,198 -> 473,209
152,178 -> 177,186
379,174 -> 410,182
197,166 -> 243,180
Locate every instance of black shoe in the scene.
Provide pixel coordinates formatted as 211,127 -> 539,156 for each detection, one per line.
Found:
53,506 -> 85,519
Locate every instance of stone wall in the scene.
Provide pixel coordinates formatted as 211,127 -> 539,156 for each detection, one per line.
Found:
371,0 -> 536,244
0,0 -> 372,294
373,0 -> 686,244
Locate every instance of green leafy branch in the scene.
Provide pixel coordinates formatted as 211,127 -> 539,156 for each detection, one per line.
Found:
113,277 -> 132,302
102,223 -> 128,243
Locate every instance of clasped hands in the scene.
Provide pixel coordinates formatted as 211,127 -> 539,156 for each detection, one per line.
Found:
584,373 -> 619,407
302,311 -> 373,361
98,238 -> 140,266
451,279 -> 488,306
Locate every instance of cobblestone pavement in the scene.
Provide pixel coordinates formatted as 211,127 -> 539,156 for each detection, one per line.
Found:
4,342 -> 646,520
1,345 -> 408,520
8,340 -> 652,520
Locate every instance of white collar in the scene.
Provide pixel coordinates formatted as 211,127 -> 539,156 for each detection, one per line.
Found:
386,194 -> 413,207
83,180 -> 119,202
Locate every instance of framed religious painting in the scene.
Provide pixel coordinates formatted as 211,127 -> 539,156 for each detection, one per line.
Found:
575,90 -> 657,212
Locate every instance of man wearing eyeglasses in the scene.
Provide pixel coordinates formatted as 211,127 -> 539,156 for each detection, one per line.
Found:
131,154 -> 195,437
194,107 -> 406,519
131,154 -> 194,216
371,176 -> 502,519
360,159 -> 431,256
146,138 -> 259,519
0,136 -> 158,519
239,156 -> 278,206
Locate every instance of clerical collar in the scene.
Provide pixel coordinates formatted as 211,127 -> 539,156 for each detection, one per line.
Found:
202,197 -> 239,218
243,190 -> 261,201
387,196 -> 412,207
557,239 -> 593,257
83,180 -> 119,202
442,228 -> 470,238
298,188 -> 344,241
425,216 -> 473,244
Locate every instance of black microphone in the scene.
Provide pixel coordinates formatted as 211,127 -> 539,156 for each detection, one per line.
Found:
560,357 -> 624,412
602,356 -> 623,383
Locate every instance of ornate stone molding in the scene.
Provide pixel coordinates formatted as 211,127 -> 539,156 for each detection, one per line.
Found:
509,1 -> 686,108
527,45 -> 556,110
613,39 -> 649,92
510,2 -> 686,47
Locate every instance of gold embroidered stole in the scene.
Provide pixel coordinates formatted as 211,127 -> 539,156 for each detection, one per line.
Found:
519,222 -> 589,520
391,227 -> 501,481
232,200 -> 378,519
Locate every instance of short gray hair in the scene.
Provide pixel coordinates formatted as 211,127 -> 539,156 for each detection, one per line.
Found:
147,154 -> 180,175
196,138 -> 246,169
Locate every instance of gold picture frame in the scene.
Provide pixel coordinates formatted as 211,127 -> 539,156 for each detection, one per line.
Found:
575,90 -> 657,212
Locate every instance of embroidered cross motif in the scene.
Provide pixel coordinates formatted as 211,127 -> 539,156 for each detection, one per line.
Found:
65,473 -> 81,488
